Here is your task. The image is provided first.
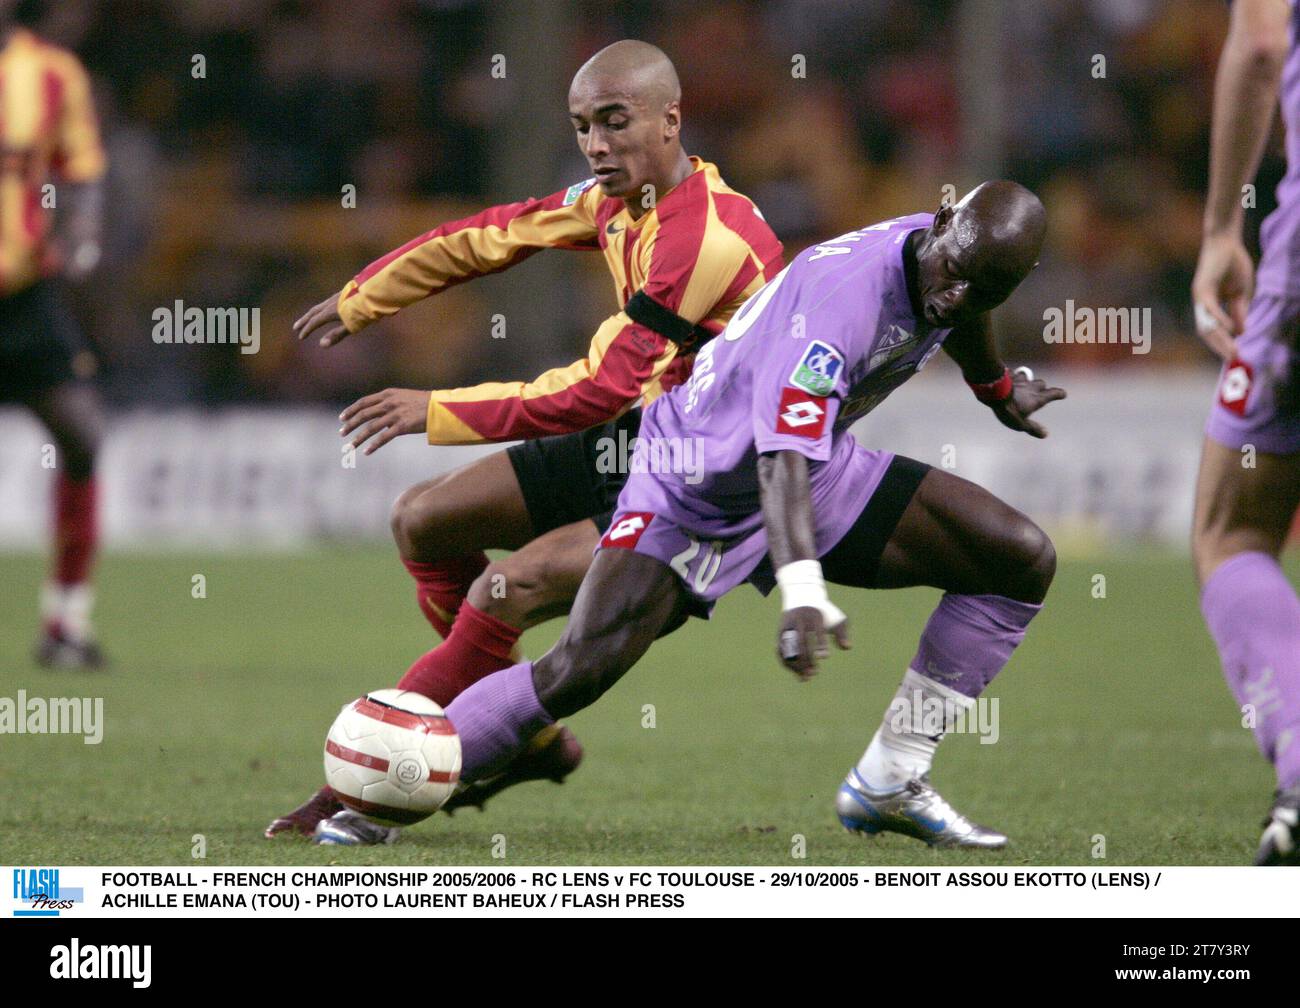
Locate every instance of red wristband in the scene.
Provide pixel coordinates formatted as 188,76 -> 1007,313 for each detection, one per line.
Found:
967,366 -> 1013,404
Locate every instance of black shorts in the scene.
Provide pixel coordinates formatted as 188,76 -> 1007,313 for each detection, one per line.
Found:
0,280 -> 94,402
506,408 -> 642,536
817,454 -> 931,587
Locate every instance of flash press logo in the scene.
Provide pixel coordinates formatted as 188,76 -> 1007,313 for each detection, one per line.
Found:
12,868 -> 83,917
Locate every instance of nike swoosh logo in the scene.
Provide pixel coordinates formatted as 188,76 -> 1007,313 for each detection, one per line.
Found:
606,220 -> 623,235
910,812 -> 947,832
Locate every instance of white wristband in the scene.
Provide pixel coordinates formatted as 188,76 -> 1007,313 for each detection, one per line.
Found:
776,560 -> 847,628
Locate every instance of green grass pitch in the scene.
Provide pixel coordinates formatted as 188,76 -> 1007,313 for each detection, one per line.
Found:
0,546 -> 1293,866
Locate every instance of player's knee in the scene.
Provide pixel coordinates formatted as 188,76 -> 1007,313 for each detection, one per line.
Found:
1000,518 -> 1055,603
390,480 -> 448,560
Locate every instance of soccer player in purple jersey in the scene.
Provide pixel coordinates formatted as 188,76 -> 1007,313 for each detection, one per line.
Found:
1191,0 -> 1300,865
433,180 -> 1062,850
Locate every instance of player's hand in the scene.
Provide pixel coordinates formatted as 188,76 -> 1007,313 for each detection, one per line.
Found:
294,293 -> 351,348
777,607 -> 850,681
340,388 -> 430,455
1191,233 -> 1253,361
988,368 -> 1066,439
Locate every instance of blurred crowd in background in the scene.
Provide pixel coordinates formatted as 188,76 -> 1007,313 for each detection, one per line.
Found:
25,0 -> 1253,407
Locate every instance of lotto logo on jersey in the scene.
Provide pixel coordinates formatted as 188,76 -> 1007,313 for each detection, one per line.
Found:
775,387 -> 828,439
601,512 -> 655,549
789,340 -> 843,397
1218,357 -> 1253,416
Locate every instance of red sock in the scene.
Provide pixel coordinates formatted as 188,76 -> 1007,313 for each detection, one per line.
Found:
402,554 -> 489,637
398,602 -> 522,707
53,473 -> 98,586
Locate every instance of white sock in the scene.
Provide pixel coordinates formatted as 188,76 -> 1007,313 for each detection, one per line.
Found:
41,582 -> 95,643
855,668 -> 975,791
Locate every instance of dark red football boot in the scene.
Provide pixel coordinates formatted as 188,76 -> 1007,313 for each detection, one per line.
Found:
441,724 -> 584,814
265,786 -> 344,838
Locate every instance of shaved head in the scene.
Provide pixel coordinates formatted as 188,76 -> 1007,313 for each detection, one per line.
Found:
567,40 -> 692,209
950,180 -> 1046,289
911,180 -> 1046,328
571,40 -> 681,110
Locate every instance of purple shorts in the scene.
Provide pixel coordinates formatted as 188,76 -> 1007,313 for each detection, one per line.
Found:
1204,294 -> 1300,454
598,444 -> 896,614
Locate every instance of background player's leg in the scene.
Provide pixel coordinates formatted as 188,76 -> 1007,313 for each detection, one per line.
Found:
390,450 -> 534,637
445,550 -> 684,782
824,464 -> 1052,839
1193,437 -> 1300,793
399,518 -> 599,705
25,380 -> 105,665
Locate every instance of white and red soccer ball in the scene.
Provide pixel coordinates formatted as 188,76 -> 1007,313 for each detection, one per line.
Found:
323,689 -> 461,827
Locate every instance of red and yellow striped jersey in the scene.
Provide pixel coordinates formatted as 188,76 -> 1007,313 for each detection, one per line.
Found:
337,157 -> 784,445
0,28 -> 105,296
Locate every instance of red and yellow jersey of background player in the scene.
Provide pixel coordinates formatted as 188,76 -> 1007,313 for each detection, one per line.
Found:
0,28 -> 106,296
337,157 -> 784,445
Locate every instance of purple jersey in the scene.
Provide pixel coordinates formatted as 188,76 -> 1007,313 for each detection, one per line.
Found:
1256,2 -> 1300,296
603,213 -> 950,602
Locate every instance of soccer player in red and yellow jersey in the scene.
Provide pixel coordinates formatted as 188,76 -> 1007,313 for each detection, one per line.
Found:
269,40 -> 783,840
0,12 -> 109,668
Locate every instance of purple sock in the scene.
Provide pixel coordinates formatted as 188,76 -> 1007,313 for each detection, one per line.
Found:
444,661 -> 554,782
910,593 -> 1042,698
1201,551 -> 1300,789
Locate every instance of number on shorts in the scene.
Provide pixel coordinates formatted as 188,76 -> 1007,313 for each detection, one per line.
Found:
669,536 -> 724,593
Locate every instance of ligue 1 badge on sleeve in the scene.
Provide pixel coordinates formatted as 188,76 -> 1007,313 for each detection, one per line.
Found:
562,177 -> 596,206
789,339 -> 843,397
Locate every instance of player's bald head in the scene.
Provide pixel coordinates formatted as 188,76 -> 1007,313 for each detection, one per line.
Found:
912,180 -> 1045,328
569,40 -> 680,111
947,180 -> 1046,289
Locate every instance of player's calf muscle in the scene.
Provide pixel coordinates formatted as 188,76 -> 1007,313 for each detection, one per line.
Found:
466,520 -> 601,626
533,553 -> 681,716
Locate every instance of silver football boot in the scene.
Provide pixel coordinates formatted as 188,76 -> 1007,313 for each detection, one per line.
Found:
312,809 -> 401,846
836,768 -> 1008,849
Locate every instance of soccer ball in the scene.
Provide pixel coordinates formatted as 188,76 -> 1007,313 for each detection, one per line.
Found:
323,689 -> 461,827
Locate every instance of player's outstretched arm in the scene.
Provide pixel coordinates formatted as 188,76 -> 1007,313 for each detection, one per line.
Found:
295,182 -> 602,348
758,450 -> 850,681
943,316 -> 1066,438
1193,0 -> 1290,359
342,308 -> 683,450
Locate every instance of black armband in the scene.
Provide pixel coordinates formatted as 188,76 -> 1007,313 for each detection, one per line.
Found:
623,290 -> 715,349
